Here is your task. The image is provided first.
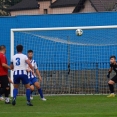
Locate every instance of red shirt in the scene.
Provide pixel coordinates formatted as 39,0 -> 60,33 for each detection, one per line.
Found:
0,53 -> 8,76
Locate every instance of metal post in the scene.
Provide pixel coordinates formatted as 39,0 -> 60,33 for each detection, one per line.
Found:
95,63 -> 99,93
67,36 -> 70,94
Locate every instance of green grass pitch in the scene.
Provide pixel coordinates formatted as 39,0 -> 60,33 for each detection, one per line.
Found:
0,95 -> 117,117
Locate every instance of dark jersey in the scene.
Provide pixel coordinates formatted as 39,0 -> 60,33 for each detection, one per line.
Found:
110,63 -> 117,74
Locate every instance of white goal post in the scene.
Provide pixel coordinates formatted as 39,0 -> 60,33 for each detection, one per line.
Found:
10,25 -> 117,97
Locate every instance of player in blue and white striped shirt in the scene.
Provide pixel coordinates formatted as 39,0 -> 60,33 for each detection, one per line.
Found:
10,45 -> 34,106
27,50 -> 46,101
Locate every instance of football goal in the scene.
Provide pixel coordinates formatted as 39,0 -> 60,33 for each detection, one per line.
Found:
10,25 -> 117,97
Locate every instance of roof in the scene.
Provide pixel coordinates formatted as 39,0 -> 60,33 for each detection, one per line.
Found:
74,0 -> 117,13
90,0 -> 117,11
37,0 -> 50,2
73,0 -> 86,13
50,0 -> 79,8
8,0 -> 39,11
8,0 -> 117,12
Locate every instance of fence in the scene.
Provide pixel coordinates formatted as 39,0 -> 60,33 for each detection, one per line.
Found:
18,62 -> 116,95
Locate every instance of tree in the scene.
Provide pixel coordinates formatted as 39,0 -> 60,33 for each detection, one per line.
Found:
0,0 -> 22,16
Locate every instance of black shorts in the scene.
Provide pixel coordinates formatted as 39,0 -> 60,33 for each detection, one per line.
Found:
111,75 -> 117,83
0,75 -> 10,88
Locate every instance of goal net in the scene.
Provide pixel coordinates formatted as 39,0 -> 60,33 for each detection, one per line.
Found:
10,26 -> 117,96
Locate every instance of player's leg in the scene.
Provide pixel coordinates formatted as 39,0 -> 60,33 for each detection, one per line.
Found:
0,77 -> 4,101
32,78 -> 46,101
0,90 -> 5,101
24,84 -> 33,106
1,76 -> 10,104
30,85 -> 34,100
4,86 -> 10,104
22,75 -> 33,106
0,88 -> 5,101
107,75 -> 117,97
12,84 -> 19,105
12,75 -> 20,106
0,95 -> 4,101
29,78 -> 34,100
13,84 -> 19,99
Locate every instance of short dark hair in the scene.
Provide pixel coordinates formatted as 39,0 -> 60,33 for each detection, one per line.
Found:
27,50 -> 33,53
110,55 -> 116,59
0,45 -> 6,51
16,45 -> 23,52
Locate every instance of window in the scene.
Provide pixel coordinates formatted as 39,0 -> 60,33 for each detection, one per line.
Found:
44,9 -> 48,14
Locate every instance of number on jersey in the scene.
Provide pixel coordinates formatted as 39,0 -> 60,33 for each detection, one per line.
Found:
16,58 -> 20,66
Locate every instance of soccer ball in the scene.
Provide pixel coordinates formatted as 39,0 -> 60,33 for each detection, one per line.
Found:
76,29 -> 83,36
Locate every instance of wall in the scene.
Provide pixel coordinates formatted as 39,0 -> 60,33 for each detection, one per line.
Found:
52,7 -> 75,14
38,1 -> 52,14
38,1 -> 75,14
10,9 -> 39,16
0,17 -> 16,63
0,12 -> 117,66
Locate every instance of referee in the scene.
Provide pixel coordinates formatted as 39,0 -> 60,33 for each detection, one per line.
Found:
0,45 -> 11,104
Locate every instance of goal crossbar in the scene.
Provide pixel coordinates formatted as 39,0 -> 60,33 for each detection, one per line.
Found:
11,25 -> 117,32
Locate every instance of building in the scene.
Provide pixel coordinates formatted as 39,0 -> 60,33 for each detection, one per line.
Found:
8,0 -> 117,16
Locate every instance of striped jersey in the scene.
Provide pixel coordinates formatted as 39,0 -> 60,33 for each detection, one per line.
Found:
11,53 -> 28,75
27,59 -> 38,79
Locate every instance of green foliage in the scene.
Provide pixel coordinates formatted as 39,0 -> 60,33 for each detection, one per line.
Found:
0,0 -> 22,16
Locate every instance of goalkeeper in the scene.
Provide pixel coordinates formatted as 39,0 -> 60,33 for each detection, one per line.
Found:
107,55 -> 117,97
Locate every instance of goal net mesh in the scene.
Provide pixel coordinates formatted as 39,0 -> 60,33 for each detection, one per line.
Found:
12,28 -> 117,95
